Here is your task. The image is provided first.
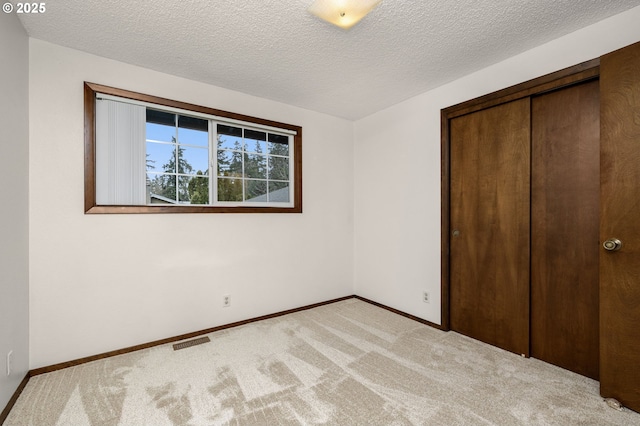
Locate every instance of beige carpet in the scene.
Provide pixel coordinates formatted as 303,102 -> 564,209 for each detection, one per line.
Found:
5,299 -> 640,425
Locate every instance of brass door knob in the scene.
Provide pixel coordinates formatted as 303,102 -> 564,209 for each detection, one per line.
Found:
603,238 -> 622,251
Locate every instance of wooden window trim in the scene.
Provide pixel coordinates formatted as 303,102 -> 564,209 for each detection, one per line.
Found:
84,82 -> 303,214
439,58 -> 600,330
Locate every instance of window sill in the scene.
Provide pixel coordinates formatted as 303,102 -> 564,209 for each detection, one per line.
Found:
85,204 -> 302,214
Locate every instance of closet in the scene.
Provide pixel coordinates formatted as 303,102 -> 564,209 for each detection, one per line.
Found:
447,81 -> 599,379
442,41 -> 640,411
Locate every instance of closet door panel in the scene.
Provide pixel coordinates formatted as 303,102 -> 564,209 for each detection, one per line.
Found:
450,98 -> 531,356
531,80 -> 600,379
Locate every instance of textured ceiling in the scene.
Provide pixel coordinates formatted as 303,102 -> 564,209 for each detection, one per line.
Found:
18,0 -> 640,120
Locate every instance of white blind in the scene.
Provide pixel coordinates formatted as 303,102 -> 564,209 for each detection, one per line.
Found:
95,99 -> 146,205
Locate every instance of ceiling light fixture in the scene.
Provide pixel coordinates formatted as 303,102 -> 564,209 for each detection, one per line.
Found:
308,0 -> 382,30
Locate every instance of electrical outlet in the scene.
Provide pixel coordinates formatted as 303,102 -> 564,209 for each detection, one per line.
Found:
7,351 -> 13,376
422,291 -> 430,304
223,294 -> 231,307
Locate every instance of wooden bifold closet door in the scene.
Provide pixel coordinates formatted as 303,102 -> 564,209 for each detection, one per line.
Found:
449,81 -> 600,379
530,80 -> 600,380
449,98 -> 531,357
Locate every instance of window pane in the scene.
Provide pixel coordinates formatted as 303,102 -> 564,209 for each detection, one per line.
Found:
268,181 -> 290,203
146,142 -> 176,173
180,146 -> 208,175
147,110 -> 176,142
244,153 -> 267,179
217,150 -> 243,177
146,173 -> 160,200
217,125 -> 243,150
147,109 -> 175,126
147,123 -> 176,143
178,115 -> 208,131
178,116 -> 208,147
245,129 -> 266,153
268,156 -> 289,181
245,139 -> 266,154
147,173 -> 177,204
177,176 -> 193,203
217,177 -> 243,202
268,133 -> 289,156
245,179 -> 268,201
186,173 -> 209,204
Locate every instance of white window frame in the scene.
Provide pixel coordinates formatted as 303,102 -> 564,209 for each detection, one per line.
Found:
210,119 -> 295,208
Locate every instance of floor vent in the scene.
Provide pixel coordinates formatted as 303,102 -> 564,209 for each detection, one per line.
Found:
173,336 -> 210,351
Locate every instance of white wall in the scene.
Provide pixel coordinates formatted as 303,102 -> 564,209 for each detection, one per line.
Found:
29,40 -> 354,368
353,6 -> 640,325
0,13 -> 30,409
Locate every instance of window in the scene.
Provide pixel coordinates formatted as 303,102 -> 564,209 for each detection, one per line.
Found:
145,110 -> 210,205
215,125 -> 291,204
85,82 -> 302,213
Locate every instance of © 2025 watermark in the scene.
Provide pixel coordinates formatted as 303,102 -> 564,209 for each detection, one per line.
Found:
3,2 -> 46,14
